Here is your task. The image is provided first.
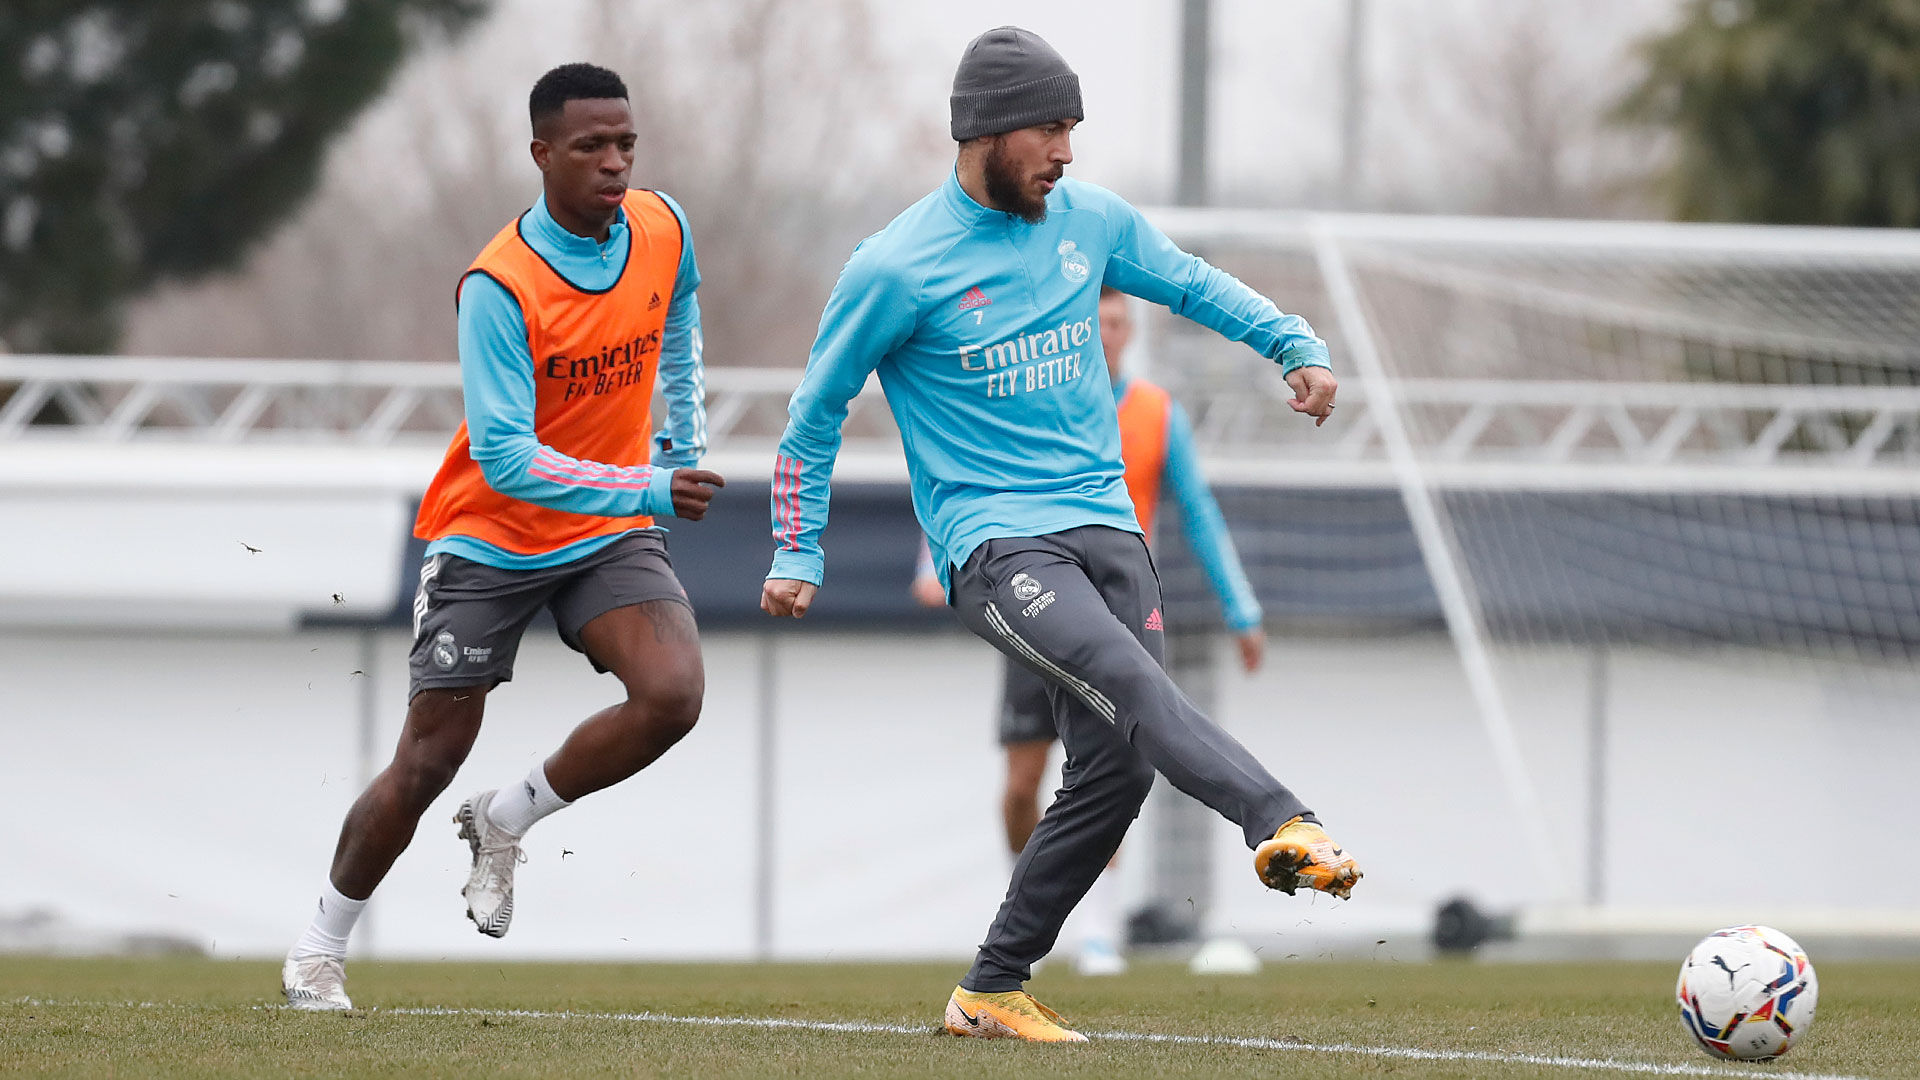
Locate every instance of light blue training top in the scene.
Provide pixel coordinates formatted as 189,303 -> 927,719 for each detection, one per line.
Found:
432,192 -> 706,570
771,171 -> 1328,591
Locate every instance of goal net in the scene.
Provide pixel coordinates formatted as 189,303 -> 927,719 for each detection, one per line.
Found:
1137,210 -> 1920,950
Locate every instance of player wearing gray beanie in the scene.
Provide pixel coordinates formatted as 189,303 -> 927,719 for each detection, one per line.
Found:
944,27 -> 1087,225
765,23 -> 1350,1046
950,26 -> 1084,142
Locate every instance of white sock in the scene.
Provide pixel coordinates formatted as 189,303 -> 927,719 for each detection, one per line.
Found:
1077,865 -> 1123,948
486,763 -> 571,837
290,879 -> 367,959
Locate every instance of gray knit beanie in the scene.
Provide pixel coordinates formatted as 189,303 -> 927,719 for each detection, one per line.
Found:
950,27 -> 1083,141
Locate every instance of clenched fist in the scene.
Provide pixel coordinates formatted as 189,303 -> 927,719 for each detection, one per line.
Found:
670,469 -> 725,520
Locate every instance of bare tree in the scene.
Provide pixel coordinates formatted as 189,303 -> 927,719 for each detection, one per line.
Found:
580,0 -> 941,366
123,29 -> 544,361
1366,1 -> 1667,218
123,0 -> 940,365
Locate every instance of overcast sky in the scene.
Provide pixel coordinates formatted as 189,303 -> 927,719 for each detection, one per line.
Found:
868,0 -> 1679,206
121,1 -> 1696,361
359,0 -> 1682,211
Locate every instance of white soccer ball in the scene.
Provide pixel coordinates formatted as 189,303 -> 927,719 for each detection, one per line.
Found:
1676,925 -> 1818,1061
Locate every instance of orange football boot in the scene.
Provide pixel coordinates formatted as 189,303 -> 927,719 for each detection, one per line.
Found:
944,986 -> 1088,1043
1254,815 -> 1362,898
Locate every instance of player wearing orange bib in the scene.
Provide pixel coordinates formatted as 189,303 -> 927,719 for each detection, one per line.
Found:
283,64 -> 724,1010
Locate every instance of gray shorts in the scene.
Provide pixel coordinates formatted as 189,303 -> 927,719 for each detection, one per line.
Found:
997,657 -> 1056,746
407,531 -> 688,699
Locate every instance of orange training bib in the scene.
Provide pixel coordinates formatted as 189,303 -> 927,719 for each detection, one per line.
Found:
414,190 -> 684,556
1117,379 -> 1172,540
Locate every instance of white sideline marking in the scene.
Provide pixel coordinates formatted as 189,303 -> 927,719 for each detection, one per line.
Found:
11,998 -> 1874,1080
393,1006 -> 1865,1079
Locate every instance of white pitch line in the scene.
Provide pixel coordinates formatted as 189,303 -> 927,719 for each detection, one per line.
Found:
387,1005 -> 1873,1080
11,998 -> 1874,1080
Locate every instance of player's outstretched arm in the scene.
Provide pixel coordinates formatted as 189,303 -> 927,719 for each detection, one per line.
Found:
765,244 -> 917,594
1096,185 -> 1334,392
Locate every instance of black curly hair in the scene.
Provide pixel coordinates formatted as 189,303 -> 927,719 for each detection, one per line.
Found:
529,63 -> 628,135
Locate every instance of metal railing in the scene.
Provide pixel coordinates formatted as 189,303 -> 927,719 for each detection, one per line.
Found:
9,355 -> 1920,493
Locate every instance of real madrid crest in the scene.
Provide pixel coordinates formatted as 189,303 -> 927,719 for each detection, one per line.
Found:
1011,572 -> 1043,601
1057,239 -> 1090,284
433,629 -> 459,670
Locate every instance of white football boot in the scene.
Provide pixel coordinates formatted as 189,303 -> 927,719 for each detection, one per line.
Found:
455,789 -> 526,938
282,952 -> 352,1011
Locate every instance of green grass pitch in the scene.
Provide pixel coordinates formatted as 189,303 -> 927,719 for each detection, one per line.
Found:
4,955 -> 1918,1078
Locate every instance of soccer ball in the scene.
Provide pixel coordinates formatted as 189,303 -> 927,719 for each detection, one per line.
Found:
1676,925 -> 1818,1061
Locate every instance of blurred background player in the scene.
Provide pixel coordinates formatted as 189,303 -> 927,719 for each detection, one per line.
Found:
910,284 -> 1266,976
281,63 -> 725,1010
762,26 -> 1359,1043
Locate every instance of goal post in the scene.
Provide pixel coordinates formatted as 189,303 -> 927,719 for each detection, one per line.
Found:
1141,208 -> 1920,938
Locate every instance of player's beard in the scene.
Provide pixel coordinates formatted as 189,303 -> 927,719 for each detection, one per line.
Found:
984,139 -> 1052,224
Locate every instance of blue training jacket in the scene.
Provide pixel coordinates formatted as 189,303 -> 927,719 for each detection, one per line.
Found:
770,171 -> 1328,590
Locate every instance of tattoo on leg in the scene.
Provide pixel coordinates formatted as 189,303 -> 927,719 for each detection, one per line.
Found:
640,598 -> 699,644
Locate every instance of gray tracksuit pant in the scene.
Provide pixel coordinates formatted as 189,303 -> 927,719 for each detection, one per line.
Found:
949,525 -> 1311,992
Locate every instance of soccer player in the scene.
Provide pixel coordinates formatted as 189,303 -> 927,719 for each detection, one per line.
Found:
909,285 -> 1268,976
762,28 -> 1361,1042
282,63 -> 724,1010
